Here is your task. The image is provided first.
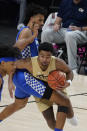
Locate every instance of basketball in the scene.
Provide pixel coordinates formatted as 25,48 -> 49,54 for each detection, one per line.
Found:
48,70 -> 66,90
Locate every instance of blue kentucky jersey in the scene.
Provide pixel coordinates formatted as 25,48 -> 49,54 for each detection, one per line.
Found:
16,26 -> 39,58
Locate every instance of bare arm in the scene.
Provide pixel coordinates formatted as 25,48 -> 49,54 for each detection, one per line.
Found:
55,58 -> 73,81
14,58 -> 33,74
14,24 -> 39,50
8,58 -> 33,98
8,73 -> 15,98
55,58 -> 73,90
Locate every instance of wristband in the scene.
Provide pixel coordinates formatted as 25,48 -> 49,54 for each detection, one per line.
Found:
66,80 -> 72,85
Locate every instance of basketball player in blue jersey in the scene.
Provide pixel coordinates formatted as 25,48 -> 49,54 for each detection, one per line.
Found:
8,4 -> 46,97
14,4 -> 46,58
0,44 -> 21,101
0,44 -> 76,131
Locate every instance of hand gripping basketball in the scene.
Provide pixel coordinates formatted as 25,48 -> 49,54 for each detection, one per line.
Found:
48,70 -> 66,90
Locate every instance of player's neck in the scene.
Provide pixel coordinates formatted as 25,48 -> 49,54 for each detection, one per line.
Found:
40,65 -> 48,71
37,59 -> 48,71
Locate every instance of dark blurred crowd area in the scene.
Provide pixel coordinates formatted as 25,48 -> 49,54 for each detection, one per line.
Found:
0,0 -> 61,26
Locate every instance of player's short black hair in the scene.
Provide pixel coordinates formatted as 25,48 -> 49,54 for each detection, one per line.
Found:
24,3 -> 47,25
38,42 -> 54,54
0,44 -> 21,58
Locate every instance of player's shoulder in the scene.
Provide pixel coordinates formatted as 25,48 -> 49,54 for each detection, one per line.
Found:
19,27 -> 32,38
55,57 -> 66,65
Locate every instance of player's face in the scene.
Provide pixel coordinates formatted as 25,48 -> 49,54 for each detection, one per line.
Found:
38,51 -> 52,69
2,61 -> 16,74
33,14 -> 44,29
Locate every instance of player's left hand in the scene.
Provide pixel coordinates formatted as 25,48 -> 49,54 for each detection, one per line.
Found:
69,25 -> 81,31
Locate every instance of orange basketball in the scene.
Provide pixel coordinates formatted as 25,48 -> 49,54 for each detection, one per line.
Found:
48,70 -> 66,90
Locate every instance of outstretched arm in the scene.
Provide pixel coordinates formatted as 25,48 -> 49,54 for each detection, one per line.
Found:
14,58 -> 33,74
14,24 -> 39,50
8,73 -> 15,98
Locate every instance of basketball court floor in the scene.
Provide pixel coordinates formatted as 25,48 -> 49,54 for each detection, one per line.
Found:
0,73 -> 87,131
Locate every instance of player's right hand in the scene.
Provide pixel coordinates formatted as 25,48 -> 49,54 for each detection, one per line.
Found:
56,81 -> 70,91
53,24 -> 60,32
32,23 -> 39,37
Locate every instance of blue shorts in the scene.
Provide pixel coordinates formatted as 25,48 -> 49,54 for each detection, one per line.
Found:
13,69 -> 53,99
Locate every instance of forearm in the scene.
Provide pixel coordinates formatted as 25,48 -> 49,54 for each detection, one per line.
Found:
8,72 -> 16,98
8,72 -> 14,84
15,58 -> 32,72
14,35 -> 36,50
56,59 -> 73,81
8,72 -> 15,89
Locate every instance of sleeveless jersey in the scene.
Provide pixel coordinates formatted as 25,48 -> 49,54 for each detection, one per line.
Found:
31,56 -> 56,82
16,26 -> 39,58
